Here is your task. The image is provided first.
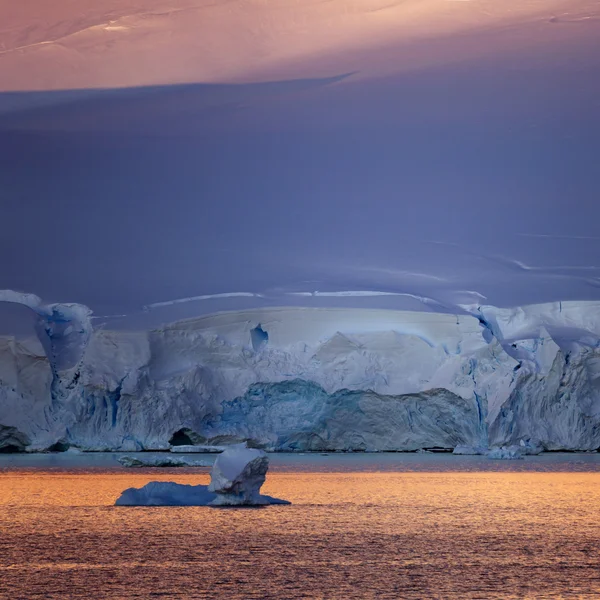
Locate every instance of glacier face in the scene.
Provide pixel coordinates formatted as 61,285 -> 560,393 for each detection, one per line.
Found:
0,290 -> 92,403
1,302 -> 600,452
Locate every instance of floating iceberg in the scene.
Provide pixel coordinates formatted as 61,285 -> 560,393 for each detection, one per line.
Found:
115,446 -> 290,506
487,446 -> 524,460
118,455 -> 211,468
207,445 -> 271,505
115,481 -> 217,506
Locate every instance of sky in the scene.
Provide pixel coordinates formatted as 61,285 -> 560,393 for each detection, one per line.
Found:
1,0 -> 599,332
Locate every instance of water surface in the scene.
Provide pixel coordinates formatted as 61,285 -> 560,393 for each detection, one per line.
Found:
1,454 -> 599,599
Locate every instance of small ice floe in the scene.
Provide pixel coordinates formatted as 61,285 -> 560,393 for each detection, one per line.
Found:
487,445 -> 524,460
519,438 -> 544,455
118,455 -> 211,468
115,445 -> 290,506
453,445 -> 488,455
169,445 -> 225,453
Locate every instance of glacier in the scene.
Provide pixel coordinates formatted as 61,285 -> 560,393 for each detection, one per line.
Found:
1,292 -> 600,453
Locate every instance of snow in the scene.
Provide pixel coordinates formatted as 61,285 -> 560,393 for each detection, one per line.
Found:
115,446 -> 290,506
0,0 -> 598,342
3,0 -> 589,92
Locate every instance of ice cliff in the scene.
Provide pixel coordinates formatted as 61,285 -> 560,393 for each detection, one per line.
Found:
0,290 -> 92,402
1,294 -> 600,452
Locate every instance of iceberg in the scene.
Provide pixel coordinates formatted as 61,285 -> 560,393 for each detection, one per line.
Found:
208,445 -> 270,505
117,455 -> 211,468
487,446 -> 524,460
115,446 -> 290,506
115,481 -> 217,506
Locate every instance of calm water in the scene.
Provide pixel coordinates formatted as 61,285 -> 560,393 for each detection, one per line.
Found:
1,454 -> 599,599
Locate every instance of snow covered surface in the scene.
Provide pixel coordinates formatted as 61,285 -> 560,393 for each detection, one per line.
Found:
1,1 -> 599,337
2,300 -> 600,453
2,0 -> 595,91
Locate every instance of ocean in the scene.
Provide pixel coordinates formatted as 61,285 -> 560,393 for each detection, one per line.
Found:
1,452 -> 599,599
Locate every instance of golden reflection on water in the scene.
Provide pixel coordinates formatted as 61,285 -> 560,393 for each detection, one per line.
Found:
1,469 -> 599,599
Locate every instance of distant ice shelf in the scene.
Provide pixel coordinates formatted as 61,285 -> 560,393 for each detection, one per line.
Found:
1,295 -> 600,453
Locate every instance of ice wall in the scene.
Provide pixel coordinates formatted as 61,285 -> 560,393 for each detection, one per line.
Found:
0,290 -> 92,401
0,301 -> 599,452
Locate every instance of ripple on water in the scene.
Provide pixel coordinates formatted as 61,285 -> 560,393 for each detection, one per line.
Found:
0,464 -> 599,599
